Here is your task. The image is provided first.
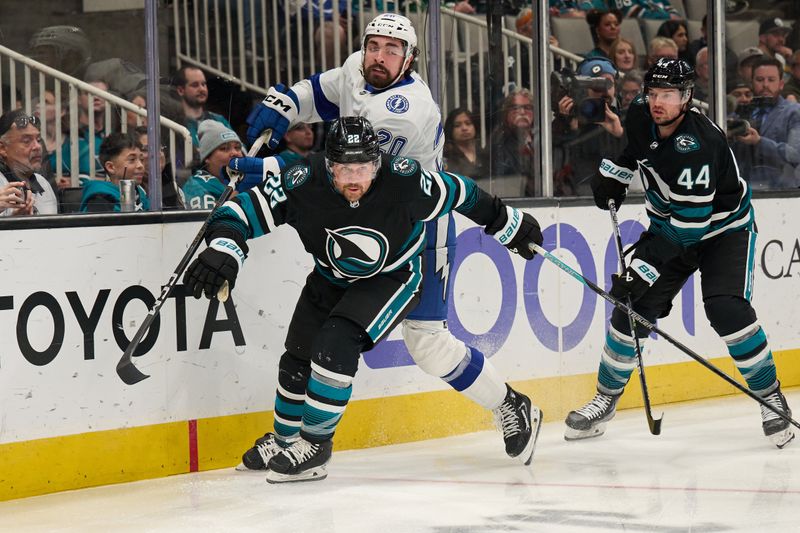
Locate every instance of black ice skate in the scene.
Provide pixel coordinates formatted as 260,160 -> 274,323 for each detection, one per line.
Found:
235,432 -> 294,471
564,391 -> 620,441
492,385 -> 542,466
266,438 -> 333,483
761,387 -> 795,449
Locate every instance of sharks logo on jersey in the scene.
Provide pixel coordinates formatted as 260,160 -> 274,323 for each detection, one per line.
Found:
675,134 -> 700,153
386,94 -> 410,114
391,156 -> 417,176
325,226 -> 390,278
285,165 -> 310,190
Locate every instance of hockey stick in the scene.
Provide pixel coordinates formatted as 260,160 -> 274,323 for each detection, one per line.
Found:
115,131 -> 271,385
529,242 -> 800,431
608,199 -> 663,435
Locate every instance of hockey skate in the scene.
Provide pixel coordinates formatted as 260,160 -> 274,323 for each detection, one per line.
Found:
564,391 -> 620,441
235,432 -> 294,471
761,387 -> 795,449
266,438 -> 333,483
492,385 -> 542,466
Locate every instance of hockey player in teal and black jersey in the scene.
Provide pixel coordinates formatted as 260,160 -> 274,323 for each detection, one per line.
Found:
239,13 -> 539,473
183,117 -> 544,483
566,58 -> 794,448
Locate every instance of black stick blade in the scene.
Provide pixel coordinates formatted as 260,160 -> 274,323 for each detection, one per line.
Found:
116,359 -> 150,385
648,414 -> 664,435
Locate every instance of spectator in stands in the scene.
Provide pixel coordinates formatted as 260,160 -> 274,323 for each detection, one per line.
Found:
609,0 -> 682,20
490,89 -> 537,197
552,57 -> 624,196
125,90 -> 147,131
609,37 -> 640,74
132,126 -> 183,210
758,17 -> 794,69
694,47 -> 710,101
443,108 -> 486,181
783,50 -> 800,102
732,56 -> 800,190
0,110 -> 58,216
548,1 -> 608,18
182,120 -> 244,210
54,79 -> 109,178
173,66 -> 233,147
585,9 -> 622,59
688,15 -> 740,84
646,36 -> 678,69
738,46 -> 766,84
728,78 -> 754,108
278,123 -> 315,167
80,132 -> 147,212
656,20 -> 691,65
618,70 -> 644,114
31,89 -> 64,188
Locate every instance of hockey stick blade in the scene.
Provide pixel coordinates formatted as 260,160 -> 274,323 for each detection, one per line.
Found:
530,242 -> 800,432
114,131 -> 271,385
608,199 -> 664,435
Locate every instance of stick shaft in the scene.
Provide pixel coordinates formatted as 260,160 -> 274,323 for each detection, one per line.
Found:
115,131 -> 270,384
608,200 -> 662,435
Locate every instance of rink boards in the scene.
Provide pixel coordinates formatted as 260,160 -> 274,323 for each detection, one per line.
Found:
1,197 -> 798,500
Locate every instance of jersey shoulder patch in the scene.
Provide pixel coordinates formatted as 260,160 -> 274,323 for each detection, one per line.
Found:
390,156 -> 418,176
284,164 -> 310,190
674,133 -> 700,153
385,94 -> 410,114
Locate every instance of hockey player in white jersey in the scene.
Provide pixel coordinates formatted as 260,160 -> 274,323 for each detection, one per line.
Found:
239,13 -> 541,471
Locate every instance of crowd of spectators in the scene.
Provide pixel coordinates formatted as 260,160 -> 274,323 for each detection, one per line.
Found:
2,1 -> 800,219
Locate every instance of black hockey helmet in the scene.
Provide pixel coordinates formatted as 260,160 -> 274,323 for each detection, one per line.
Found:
325,116 -> 381,164
644,58 -> 695,92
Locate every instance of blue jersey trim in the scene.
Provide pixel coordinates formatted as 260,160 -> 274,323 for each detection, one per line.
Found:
309,73 -> 340,121
364,75 -> 415,94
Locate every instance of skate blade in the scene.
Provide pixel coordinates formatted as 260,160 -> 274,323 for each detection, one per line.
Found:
265,466 -> 328,484
770,428 -> 795,449
519,406 -> 543,466
234,462 -> 266,472
564,422 -> 607,441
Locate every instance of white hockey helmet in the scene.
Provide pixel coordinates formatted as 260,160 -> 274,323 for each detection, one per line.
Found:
361,13 -> 418,85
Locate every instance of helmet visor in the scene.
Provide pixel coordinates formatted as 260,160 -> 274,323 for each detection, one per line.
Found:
327,159 -> 380,185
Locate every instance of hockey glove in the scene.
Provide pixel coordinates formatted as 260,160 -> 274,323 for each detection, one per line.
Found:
488,205 -> 543,260
246,84 -> 299,148
224,155 -> 285,192
184,233 -> 249,299
610,258 -> 660,303
591,158 -> 636,210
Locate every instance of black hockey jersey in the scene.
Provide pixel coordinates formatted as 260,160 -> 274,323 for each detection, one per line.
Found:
209,153 -> 504,283
600,98 -> 754,250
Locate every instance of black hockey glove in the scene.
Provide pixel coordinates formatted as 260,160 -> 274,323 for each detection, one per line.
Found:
487,205 -> 543,260
590,171 -> 628,210
610,258 -> 659,303
184,231 -> 249,299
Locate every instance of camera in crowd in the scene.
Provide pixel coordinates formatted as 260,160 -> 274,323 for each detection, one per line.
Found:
551,67 -> 613,124
726,118 -> 751,139
732,96 -> 775,130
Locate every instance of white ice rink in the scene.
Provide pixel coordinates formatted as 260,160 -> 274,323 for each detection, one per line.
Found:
2,390 -> 799,533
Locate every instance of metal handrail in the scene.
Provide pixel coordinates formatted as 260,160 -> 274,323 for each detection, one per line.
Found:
0,43 -> 193,185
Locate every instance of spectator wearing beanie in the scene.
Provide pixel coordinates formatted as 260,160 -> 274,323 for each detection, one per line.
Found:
181,120 -> 244,210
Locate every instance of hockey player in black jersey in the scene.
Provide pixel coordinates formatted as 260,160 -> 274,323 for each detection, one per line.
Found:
565,58 -> 794,448
183,117 -> 544,483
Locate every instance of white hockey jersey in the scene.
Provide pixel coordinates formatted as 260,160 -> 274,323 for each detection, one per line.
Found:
290,52 -> 444,171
